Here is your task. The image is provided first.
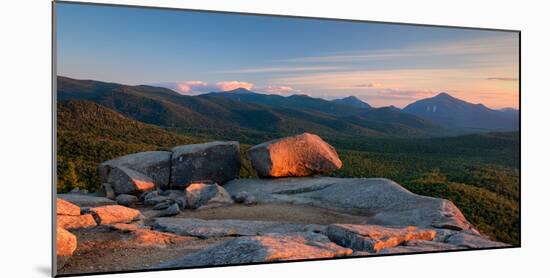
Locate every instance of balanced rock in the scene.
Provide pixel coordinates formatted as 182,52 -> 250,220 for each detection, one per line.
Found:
99,151 -> 171,189
58,214 -> 97,230
57,198 -> 80,216
56,226 -> 77,258
170,141 -> 241,188
327,224 -> 436,253
246,133 -> 342,177
89,205 -> 142,225
116,194 -> 138,207
154,232 -> 352,268
185,182 -> 233,209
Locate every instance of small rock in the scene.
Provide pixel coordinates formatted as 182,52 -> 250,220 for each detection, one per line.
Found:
56,198 -> 80,216
116,194 -> 138,207
246,133 -> 342,177
156,203 -> 180,217
144,196 -> 170,206
141,190 -> 159,201
185,182 -> 233,209
153,200 -> 175,210
234,192 -> 256,205
89,205 -> 142,225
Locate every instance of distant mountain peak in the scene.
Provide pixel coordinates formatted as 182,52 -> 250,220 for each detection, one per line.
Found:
434,92 -> 454,99
332,96 -> 371,109
225,87 -> 255,94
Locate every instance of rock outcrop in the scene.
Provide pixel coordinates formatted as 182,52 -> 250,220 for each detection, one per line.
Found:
153,218 -> 325,238
154,232 -> 352,268
99,151 -> 172,189
89,205 -> 142,225
224,177 -> 473,231
58,193 -> 116,207
327,224 -> 436,253
185,183 -> 233,209
246,133 -> 342,177
170,141 -> 241,188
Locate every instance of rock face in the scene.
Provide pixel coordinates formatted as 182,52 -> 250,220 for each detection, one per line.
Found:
327,224 -> 436,253
153,218 -> 325,238
56,226 -> 77,257
89,205 -> 142,225
57,198 -> 81,216
58,214 -> 97,230
100,166 -> 155,195
58,193 -> 116,207
185,183 -> 234,209
170,141 -> 241,189
246,133 -> 342,177
224,177 -> 473,231
154,232 -> 352,268
99,151 -> 172,189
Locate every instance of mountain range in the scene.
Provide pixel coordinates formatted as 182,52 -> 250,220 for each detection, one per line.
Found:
402,92 -> 519,132
57,76 -> 518,138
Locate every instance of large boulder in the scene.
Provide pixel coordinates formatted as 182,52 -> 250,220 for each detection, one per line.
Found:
58,193 -> 116,207
224,177 -> 474,231
89,205 -> 142,225
99,151 -> 171,189
246,133 -> 342,177
170,141 -> 241,189
153,232 -> 352,268
153,218 -> 325,238
185,182 -> 233,209
100,166 -> 155,195
56,198 -> 80,216
327,224 -> 436,253
58,214 -> 97,230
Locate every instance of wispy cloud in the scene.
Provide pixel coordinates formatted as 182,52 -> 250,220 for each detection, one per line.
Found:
220,66 -> 343,74
285,35 -> 518,66
487,77 -> 519,82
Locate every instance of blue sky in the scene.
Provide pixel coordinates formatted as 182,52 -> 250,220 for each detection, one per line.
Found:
56,2 -> 519,108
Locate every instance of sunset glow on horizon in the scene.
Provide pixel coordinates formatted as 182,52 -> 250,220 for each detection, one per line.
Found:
56,3 -> 519,109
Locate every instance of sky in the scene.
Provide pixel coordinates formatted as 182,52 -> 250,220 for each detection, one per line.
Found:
56,3 -> 520,109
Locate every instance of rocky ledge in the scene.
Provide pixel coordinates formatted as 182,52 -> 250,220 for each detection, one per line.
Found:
56,133 -> 509,274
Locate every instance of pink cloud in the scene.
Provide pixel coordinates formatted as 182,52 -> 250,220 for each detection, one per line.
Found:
216,81 -> 254,91
176,81 -> 209,93
257,85 -> 302,95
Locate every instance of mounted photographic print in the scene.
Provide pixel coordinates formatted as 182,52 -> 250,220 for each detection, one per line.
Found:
53,1 -> 520,276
